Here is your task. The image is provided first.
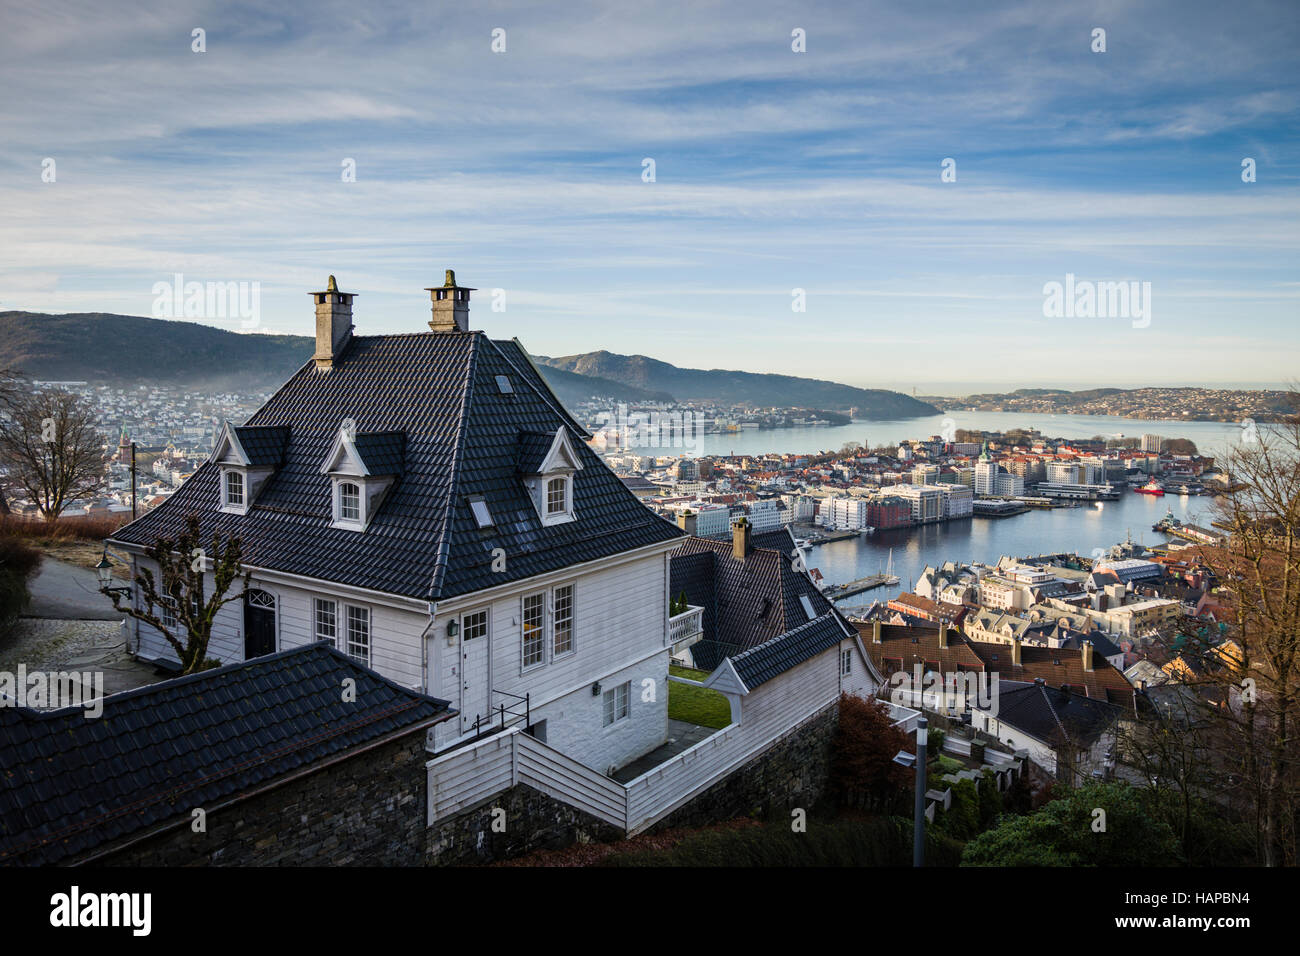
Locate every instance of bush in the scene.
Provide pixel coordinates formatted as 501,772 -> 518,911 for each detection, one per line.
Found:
602,816 -> 965,867
0,535 -> 43,634
830,694 -> 915,814
961,782 -> 1181,866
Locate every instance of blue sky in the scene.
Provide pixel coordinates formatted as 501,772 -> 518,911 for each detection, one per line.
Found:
2,0 -> 1297,393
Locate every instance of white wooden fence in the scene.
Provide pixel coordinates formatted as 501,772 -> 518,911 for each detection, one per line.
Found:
427,701 -> 923,836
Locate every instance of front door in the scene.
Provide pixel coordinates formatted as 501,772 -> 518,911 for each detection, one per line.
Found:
459,611 -> 491,734
244,589 -> 277,659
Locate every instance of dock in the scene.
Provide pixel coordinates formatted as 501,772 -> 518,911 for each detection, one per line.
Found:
824,574 -> 896,601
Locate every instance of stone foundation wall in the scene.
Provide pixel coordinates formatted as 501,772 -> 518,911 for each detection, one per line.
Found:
93,732 -> 429,867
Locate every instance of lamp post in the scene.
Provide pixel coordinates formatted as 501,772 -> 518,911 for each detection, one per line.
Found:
894,715 -> 928,868
96,548 -> 132,598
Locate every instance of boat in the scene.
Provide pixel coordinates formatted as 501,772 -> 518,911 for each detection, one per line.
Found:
1134,478 -> 1165,497
1153,509 -> 1182,533
883,548 -> 900,586
857,526 -> 876,537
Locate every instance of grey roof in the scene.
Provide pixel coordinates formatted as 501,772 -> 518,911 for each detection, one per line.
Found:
233,425 -> 289,467
516,430 -> 558,474
352,431 -> 406,476
983,679 -> 1121,746
0,643 -> 453,866
111,332 -> 683,600
730,613 -> 851,690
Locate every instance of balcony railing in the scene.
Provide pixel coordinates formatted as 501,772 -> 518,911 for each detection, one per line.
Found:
667,605 -> 704,648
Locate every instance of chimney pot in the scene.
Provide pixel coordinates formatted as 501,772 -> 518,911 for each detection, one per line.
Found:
732,516 -> 752,561
311,276 -> 355,370
1082,639 -> 1094,671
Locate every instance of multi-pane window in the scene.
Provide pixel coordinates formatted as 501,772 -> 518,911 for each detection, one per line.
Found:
841,649 -> 852,676
602,682 -> 629,726
346,605 -> 370,665
463,609 -> 488,641
339,482 -> 361,521
157,596 -> 178,631
315,598 -> 337,648
226,470 -> 244,507
546,477 -> 567,516
522,593 -> 545,668
553,585 -> 573,656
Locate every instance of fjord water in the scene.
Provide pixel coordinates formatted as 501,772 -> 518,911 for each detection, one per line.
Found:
818,490 -> 1212,611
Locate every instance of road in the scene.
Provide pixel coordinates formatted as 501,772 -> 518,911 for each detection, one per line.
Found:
24,556 -> 125,621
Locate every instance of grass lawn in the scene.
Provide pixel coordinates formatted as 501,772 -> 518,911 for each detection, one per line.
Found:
668,665 -> 731,729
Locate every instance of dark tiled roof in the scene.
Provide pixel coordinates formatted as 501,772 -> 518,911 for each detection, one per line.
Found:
0,643 -> 453,866
352,431 -> 406,476
517,430 -> 557,474
233,425 -> 289,467
111,333 -> 683,600
967,641 -> 1135,708
987,680 -> 1121,746
859,621 -> 988,674
731,613 -> 851,690
670,535 -> 838,672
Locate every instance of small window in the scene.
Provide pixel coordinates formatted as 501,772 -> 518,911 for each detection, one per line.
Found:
602,682 -> 629,726
553,585 -> 573,656
157,596 -> 178,631
463,609 -> 488,641
522,593 -> 545,668
339,482 -> 361,521
469,496 -> 493,528
495,375 -> 513,394
841,649 -> 852,676
315,598 -> 337,648
226,470 -> 244,507
546,477 -> 567,516
346,605 -> 370,665
799,594 -> 816,620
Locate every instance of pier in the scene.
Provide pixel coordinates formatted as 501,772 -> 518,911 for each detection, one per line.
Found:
824,573 -> 896,601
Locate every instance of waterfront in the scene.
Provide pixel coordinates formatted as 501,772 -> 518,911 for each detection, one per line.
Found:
808,488 -> 1215,613
634,411 -> 1249,461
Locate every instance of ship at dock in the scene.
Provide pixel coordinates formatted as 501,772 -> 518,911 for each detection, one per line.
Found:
1134,478 -> 1165,496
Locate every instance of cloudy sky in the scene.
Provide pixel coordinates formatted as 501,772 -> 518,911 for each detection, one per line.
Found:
1,0 -> 1296,393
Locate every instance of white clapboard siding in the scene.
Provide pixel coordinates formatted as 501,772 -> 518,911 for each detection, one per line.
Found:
515,732 -> 628,827
426,731 -> 518,822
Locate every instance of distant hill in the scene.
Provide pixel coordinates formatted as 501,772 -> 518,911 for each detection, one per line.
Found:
0,312 -> 934,418
0,311 -> 672,404
535,350 -> 940,417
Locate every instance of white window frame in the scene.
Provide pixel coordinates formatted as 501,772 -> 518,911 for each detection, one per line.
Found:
539,473 -> 574,526
521,592 -> 546,671
220,467 -> 249,514
462,608 -> 489,642
331,479 -> 367,530
345,604 -> 371,666
552,584 -> 574,657
602,681 -> 629,727
315,598 -> 338,648
841,648 -> 852,677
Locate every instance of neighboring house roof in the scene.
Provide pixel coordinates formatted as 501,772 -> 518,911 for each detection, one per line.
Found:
858,621 -> 987,674
0,643 -> 454,866
670,534 -> 839,671
966,641 -> 1135,708
111,332 -> 683,600
982,679 -> 1122,748
729,613 -> 851,691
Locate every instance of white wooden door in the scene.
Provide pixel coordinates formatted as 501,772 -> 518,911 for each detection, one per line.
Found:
459,611 -> 491,733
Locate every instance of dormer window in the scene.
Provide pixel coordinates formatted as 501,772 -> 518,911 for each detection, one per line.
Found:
319,420 -> 405,532
518,427 -> 583,527
211,422 -> 288,516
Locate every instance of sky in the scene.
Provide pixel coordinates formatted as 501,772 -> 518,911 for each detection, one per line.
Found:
1,0 -> 1297,394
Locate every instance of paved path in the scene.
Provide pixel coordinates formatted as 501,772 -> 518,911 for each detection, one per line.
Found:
612,719 -> 719,783
24,557 -> 124,620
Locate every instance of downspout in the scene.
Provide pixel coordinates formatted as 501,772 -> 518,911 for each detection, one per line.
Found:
421,602 -> 438,696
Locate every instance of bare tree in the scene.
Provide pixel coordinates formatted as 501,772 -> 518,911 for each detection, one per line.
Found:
105,514 -> 250,674
1181,390 -> 1300,865
0,368 -> 28,516
0,386 -> 105,522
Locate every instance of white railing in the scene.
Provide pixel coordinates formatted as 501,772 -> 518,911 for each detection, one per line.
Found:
667,605 -> 704,647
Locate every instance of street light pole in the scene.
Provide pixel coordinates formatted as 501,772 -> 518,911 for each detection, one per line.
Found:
130,441 -> 137,520
913,716 -> 928,868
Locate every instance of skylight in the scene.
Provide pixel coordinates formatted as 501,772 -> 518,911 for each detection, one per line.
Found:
495,375 -> 513,394
799,595 -> 816,620
468,496 -> 493,528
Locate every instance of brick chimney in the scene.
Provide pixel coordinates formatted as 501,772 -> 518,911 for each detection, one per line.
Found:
938,623 -> 948,649
311,275 -> 354,370
1012,637 -> 1022,666
732,516 -> 752,561
1082,639 -> 1094,671
425,269 -> 474,333
872,619 -> 881,644
677,509 -> 698,535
